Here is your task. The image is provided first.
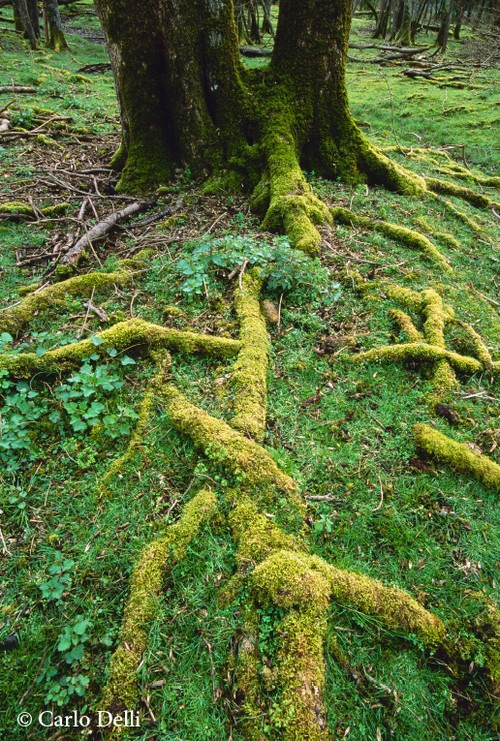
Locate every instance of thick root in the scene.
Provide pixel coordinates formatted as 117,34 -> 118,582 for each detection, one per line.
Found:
332,206 -> 451,270
428,192 -> 485,234
0,319 -> 241,377
100,488 -> 216,714
231,270 -> 269,442
353,343 -> 482,375
358,139 -> 427,196
388,308 -> 423,342
414,424 -> 500,491
426,177 -> 497,210
0,201 -> 70,218
157,384 -> 297,494
261,109 -> 331,255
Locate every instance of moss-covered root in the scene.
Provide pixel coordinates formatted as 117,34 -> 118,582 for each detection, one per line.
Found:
414,424 -> 500,491
0,270 -> 133,335
358,139 -> 427,196
421,289 -> 458,404
261,120 -> 331,255
254,550 -> 444,647
252,552 -> 331,740
0,319 -> 241,377
0,201 -> 70,218
275,609 -> 330,741
232,270 -> 269,442
455,321 -> 493,369
157,384 -> 296,494
232,607 -> 265,740
352,343 -> 482,375
389,309 -> 423,342
98,353 -> 171,498
331,206 -> 451,270
428,192 -> 485,235
100,488 -> 216,715
426,178 -> 497,210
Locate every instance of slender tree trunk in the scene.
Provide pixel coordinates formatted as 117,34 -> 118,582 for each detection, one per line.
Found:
12,0 -> 39,48
43,0 -> 68,51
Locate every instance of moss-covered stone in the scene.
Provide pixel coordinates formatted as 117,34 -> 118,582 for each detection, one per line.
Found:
414,423 -> 500,491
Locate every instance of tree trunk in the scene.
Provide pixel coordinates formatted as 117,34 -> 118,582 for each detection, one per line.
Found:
43,0 -> 68,51
95,0 -> 425,252
12,0 -> 39,48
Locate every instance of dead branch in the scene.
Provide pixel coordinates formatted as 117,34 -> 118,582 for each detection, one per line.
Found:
60,200 -> 155,267
0,85 -> 37,93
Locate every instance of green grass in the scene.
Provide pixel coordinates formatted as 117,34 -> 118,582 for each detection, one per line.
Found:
0,6 -> 499,741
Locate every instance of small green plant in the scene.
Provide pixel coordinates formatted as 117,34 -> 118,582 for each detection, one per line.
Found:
175,233 -> 334,301
52,352 -> 138,437
40,551 -> 76,603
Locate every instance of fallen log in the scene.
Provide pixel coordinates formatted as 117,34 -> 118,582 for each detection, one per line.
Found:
61,200 -> 155,267
0,85 -> 37,93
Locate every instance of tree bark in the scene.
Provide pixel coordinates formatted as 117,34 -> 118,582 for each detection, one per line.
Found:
95,0 -> 426,221
43,0 -> 68,51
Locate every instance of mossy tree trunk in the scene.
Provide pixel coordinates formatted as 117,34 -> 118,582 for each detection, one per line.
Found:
95,0 -> 426,237
43,0 -> 69,52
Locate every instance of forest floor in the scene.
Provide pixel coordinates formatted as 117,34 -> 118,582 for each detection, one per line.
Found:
0,3 -> 499,740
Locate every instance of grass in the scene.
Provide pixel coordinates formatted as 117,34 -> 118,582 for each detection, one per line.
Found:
0,5 -> 499,740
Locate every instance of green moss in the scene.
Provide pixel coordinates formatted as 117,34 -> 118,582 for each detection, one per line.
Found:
388,308 -> 423,342
386,284 -> 423,310
0,269 -> 133,335
157,384 -> 296,493
426,177 -> 496,209
230,497 -> 305,567
0,201 -> 70,217
429,193 -> 485,235
454,321 -> 493,369
231,607 -> 264,739
231,270 -> 269,442
101,488 -> 216,711
332,206 -> 451,270
252,551 -> 331,612
352,342 -> 482,375
0,319 -> 241,377
358,139 -> 427,196
274,608 -> 329,741
414,423 -> 500,491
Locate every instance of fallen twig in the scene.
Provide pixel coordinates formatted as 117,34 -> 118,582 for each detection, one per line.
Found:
61,200 -> 155,267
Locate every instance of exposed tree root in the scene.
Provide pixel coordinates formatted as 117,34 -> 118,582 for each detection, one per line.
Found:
100,487 -> 217,716
0,200 -> 70,219
428,192 -> 486,234
354,285 -> 495,407
0,269 -> 132,335
331,206 -> 451,270
412,216 -> 462,251
156,383 -> 297,495
0,318 -> 241,377
414,424 -> 500,491
231,270 -> 269,442
98,352 -> 170,498
426,177 -> 499,210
